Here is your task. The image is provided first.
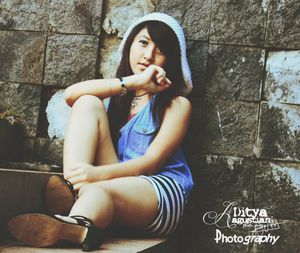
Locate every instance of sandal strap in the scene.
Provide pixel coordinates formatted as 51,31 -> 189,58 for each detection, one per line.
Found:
60,176 -> 74,192
70,215 -> 93,227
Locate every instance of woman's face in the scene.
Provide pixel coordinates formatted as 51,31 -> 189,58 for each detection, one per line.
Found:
129,27 -> 167,74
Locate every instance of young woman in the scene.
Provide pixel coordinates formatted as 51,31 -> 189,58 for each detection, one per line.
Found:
8,12 -> 194,252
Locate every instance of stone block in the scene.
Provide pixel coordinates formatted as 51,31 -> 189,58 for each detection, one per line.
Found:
210,0 -> 267,46
0,119 -> 22,162
0,0 -> 48,31
264,51 -> 300,104
186,154 -> 255,252
156,0 -> 211,40
0,31 -> 46,84
189,155 -> 255,208
257,102 -> 300,161
48,0 -> 103,35
20,138 -> 35,162
206,45 -> 264,101
254,161 -> 300,221
186,41 -> 208,97
266,0 -> 300,49
34,138 -> 63,168
44,34 -> 99,87
0,82 -> 41,137
196,100 -> 259,157
99,36 -> 121,78
0,169 -> 51,238
102,0 -> 156,37
252,219 -> 300,253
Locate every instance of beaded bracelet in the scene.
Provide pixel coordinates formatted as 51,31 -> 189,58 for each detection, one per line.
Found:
120,77 -> 127,96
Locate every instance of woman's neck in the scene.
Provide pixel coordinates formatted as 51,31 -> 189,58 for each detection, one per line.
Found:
135,89 -> 149,97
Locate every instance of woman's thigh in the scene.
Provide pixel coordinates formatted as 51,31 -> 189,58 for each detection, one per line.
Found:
92,98 -> 118,165
85,176 -> 158,228
65,95 -> 118,166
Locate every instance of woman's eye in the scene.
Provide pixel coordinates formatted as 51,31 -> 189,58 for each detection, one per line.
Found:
139,40 -> 148,46
156,47 -> 164,55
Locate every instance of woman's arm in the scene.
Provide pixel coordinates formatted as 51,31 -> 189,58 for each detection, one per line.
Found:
100,96 -> 192,178
65,96 -> 192,190
64,76 -> 138,107
64,65 -> 171,106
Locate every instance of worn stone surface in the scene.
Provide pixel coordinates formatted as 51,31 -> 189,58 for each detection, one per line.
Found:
0,119 -> 22,162
183,154 -> 255,252
252,219 -> 300,253
0,82 -> 41,137
44,34 -> 99,87
186,41 -> 208,98
156,0 -> 211,40
210,0 -> 267,46
48,0 -> 103,35
34,138 -> 63,167
194,100 -> 259,157
264,51 -> 300,104
257,102 -> 300,161
20,138 -> 35,162
189,155 -> 255,208
266,0 -> 300,49
206,45 -> 264,101
102,0 -> 156,37
0,0 -> 49,31
0,31 -> 46,84
99,36 -> 121,78
254,161 -> 300,221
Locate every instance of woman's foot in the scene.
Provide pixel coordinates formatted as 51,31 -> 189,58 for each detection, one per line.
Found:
8,213 -> 87,248
8,213 -> 106,251
45,175 -> 77,215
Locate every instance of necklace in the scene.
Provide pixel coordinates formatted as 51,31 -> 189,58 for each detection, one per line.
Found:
131,92 -> 150,109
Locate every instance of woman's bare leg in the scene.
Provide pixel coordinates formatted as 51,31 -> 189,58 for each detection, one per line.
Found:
63,95 -> 158,230
69,177 -> 158,229
63,95 -> 118,176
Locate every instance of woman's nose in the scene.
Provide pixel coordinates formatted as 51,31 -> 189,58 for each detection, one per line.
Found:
143,47 -> 155,61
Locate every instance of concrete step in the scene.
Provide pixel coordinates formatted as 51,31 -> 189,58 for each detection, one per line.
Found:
0,168 -> 179,252
0,168 -> 58,238
0,236 -> 178,253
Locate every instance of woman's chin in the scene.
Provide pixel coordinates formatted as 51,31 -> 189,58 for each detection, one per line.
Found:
132,68 -> 145,74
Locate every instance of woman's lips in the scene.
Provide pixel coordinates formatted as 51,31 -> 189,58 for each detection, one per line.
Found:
139,63 -> 149,70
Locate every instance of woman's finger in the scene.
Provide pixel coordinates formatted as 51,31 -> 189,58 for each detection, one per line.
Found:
164,77 -> 172,85
67,174 -> 85,185
73,182 -> 87,191
65,168 -> 82,180
155,69 -> 166,79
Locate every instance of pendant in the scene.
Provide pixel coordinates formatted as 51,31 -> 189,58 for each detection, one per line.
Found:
131,96 -> 142,109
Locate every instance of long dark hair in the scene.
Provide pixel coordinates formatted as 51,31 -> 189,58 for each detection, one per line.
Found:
107,21 -> 185,146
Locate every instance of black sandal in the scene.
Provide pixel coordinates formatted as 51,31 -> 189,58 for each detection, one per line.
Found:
70,215 -> 106,252
45,175 -> 77,215
8,213 -> 106,252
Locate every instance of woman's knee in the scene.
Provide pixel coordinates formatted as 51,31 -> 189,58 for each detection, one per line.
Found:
78,182 -> 111,201
72,95 -> 105,114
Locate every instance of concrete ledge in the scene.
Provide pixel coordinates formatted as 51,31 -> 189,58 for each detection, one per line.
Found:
0,168 -> 58,239
0,169 -> 179,252
0,237 -> 178,253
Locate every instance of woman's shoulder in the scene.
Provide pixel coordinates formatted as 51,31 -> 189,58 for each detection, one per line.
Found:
161,96 -> 192,120
169,96 -> 192,112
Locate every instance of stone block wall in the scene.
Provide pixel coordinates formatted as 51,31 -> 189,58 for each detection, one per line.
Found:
0,0 -> 299,252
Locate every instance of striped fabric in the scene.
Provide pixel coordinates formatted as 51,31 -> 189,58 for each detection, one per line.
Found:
140,175 -> 185,236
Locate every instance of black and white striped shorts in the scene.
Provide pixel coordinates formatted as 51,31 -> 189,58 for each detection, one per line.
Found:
140,175 -> 186,236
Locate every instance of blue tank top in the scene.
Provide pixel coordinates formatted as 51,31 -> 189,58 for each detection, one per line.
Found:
117,96 -> 194,201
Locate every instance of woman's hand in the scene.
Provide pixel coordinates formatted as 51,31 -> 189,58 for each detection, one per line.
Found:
65,163 -> 98,191
137,65 -> 172,93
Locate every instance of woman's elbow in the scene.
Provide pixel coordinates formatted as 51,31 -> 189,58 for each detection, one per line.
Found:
64,87 -> 75,107
142,152 -> 162,175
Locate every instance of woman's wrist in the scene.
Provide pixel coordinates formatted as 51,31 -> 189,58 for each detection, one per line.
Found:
121,75 -> 143,91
